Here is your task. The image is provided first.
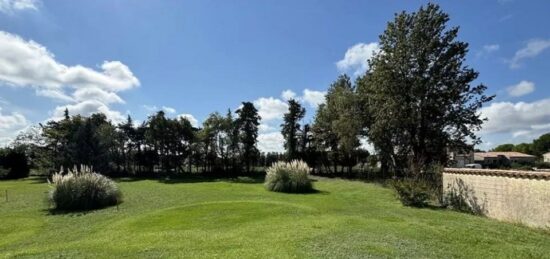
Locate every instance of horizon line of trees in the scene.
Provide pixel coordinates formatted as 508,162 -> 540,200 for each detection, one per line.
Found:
490,133 -> 550,158
3,4 -> 509,181
8,102 -> 273,177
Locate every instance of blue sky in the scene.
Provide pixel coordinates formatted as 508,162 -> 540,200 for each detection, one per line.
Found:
0,0 -> 549,152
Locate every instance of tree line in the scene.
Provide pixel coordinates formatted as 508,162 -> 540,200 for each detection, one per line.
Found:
491,133 -> 550,158
3,4 -> 495,180
8,102 -> 272,177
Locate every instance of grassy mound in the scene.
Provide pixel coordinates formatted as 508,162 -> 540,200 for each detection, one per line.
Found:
0,177 -> 548,257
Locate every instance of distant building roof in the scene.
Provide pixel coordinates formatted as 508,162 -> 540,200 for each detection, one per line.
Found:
475,152 -> 536,159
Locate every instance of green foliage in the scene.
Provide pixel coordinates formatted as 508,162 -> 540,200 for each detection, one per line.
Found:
357,3 -> 493,176
311,75 -> 365,175
264,160 -> 313,193
49,166 -> 122,211
0,147 -> 30,179
512,143 -> 532,155
391,179 -> 434,207
492,144 -> 515,152
444,179 -> 486,215
236,102 -> 261,173
532,133 -> 550,157
281,99 -> 305,160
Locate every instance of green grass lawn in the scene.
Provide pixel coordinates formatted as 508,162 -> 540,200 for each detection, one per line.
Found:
0,176 -> 548,258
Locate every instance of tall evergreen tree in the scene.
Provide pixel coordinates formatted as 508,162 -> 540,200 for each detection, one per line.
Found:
357,4 -> 494,176
235,102 -> 260,173
281,99 -> 305,160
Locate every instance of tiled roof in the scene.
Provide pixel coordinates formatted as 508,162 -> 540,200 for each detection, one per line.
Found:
474,152 -> 536,158
444,168 -> 550,180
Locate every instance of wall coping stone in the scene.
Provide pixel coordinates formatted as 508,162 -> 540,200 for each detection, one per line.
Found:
443,168 -> 550,180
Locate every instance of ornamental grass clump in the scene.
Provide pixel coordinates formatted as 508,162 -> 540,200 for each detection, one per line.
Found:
48,165 -> 122,211
265,160 -> 313,193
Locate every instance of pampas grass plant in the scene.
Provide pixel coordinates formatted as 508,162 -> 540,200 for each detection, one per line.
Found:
265,160 -> 313,193
49,165 -> 122,211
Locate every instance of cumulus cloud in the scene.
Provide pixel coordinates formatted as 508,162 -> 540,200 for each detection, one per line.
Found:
258,123 -> 276,133
36,88 -> 74,102
336,42 -> 380,76
253,97 -> 288,121
302,89 -> 326,108
73,87 -> 125,104
177,113 -> 199,127
0,0 -> 39,13
0,30 -> 140,125
509,39 -> 550,68
281,89 -> 296,101
52,100 -> 126,123
253,88 -> 326,153
257,132 -> 284,153
0,106 -> 29,146
162,106 -> 176,114
506,80 -> 535,97
480,98 -> 550,139
143,105 -> 177,115
279,89 -> 326,108
0,31 -> 139,92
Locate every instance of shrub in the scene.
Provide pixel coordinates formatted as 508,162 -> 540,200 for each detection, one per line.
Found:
265,160 -> 313,193
444,179 -> 486,215
391,178 -> 433,207
49,166 -> 122,211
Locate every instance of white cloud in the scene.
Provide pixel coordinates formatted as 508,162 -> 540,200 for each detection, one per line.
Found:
258,123 -> 276,133
0,31 -> 139,93
0,0 -> 39,13
177,113 -> 199,127
0,31 -> 140,128
506,80 -> 535,97
73,87 -> 124,104
0,106 -> 29,146
279,89 -> 326,108
483,44 -> 500,52
143,105 -> 177,115
509,39 -> 550,69
253,88 -> 327,153
281,89 -> 296,100
257,132 -> 284,153
480,98 -> 550,140
142,105 -> 157,112
253,97 -> 288,121
52,100 -> 126,123
161,106 -> 176,114
302,89 -> 326,108
36,88 -> 74,102
336,42 -> 380,76
477,44 -> 500,58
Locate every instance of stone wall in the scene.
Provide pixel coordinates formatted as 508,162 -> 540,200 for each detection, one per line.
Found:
443,168 -> 550,228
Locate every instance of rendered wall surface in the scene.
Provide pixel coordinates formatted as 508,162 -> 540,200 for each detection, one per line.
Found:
443,168 -> 550,228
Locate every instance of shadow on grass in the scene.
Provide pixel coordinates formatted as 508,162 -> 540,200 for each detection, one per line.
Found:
45,203 -> 122,216
279,189 -> 330,195
158,175 -> 265,185
27,177 -> 48,184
